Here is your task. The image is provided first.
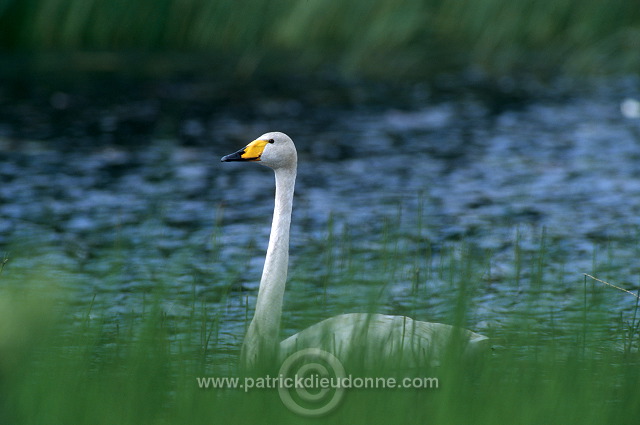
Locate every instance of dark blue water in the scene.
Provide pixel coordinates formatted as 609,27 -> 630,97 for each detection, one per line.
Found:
1,74 -> 639,354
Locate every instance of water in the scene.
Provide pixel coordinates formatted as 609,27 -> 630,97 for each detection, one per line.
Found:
1,74 -> 640,355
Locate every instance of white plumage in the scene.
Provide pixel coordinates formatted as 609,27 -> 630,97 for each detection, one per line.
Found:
221,131 -> 488,369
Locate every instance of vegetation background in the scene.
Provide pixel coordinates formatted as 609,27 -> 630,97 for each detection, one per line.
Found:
1,0 -> 639,78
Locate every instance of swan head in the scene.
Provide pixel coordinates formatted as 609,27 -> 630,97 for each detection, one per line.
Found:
221,131 -> 297,170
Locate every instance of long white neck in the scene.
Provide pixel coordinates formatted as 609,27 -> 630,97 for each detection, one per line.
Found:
242,165 -> 296,366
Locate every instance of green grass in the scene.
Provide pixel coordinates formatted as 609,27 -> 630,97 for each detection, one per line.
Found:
1,214 -> 639,424
1,0 -> 639,77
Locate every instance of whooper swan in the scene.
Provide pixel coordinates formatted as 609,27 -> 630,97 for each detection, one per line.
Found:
221,132 -> 488,369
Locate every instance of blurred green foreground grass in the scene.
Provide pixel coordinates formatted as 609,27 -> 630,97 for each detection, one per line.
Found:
0,230 -> 639,425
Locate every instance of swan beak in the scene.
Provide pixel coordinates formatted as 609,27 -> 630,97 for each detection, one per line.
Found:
221,139 -> 270,162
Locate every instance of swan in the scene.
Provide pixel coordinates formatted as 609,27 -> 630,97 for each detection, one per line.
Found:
221,132 -> 488,369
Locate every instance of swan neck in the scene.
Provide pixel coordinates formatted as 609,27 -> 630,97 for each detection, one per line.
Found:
244,165 -> 296,364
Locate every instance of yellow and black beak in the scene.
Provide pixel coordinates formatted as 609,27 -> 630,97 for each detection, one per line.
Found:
221,139 -> 272,162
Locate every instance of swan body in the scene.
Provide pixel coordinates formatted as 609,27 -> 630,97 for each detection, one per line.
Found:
221,132 -> 488,369
280,313 -> 488,369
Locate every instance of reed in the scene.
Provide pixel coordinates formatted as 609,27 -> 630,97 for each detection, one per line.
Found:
1,215 -> 639,424
1,0 -> 638,76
